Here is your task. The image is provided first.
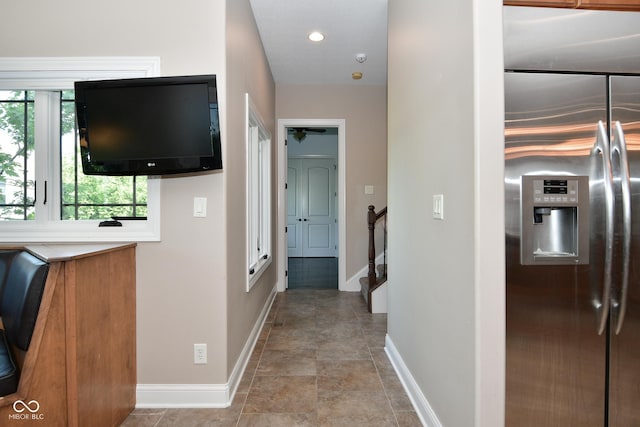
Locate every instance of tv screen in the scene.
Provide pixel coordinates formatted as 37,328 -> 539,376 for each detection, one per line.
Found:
74,75 -> 222,176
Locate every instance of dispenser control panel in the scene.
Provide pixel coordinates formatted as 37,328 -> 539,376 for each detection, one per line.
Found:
521,175 -> 589,265
532,179 -> 579,205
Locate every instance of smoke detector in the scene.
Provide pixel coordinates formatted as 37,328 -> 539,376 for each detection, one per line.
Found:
355,53 -> 367,63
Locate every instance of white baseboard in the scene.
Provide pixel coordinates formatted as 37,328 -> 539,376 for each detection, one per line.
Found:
344,271 -> 363,292
136,285 -> 278,408
135,383 -> 230,408
227,285 -> 277,398
344,252 -> 387,292
385,334 -> 443,427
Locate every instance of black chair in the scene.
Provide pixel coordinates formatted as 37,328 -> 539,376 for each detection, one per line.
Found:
0,251 -> 49,397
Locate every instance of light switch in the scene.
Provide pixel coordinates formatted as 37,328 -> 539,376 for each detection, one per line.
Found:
193,197 -> 207,217
364,185 -> 375,195
432,194 -> 444,220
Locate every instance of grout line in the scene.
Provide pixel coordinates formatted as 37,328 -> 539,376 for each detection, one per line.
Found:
358,294 -> 400,427
235,301 -> 277,426
123,290 -> 413,426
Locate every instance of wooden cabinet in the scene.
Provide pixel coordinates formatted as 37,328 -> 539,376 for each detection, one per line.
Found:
504,0 -> 577,7
504,0 -> 640,10
0,243 -> 136,427
579,0 -> 640,10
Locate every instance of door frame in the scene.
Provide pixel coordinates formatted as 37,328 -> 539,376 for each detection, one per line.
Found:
277,118 -> 346,292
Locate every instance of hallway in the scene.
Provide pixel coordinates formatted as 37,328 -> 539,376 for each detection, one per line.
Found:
122,290 -> 420,426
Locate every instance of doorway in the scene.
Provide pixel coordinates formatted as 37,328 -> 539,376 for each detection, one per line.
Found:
287,130 -> 338,289
277,119 -> 346,292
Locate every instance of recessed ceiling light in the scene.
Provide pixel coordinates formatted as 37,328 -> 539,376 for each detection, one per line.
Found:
308,31 -> 325,42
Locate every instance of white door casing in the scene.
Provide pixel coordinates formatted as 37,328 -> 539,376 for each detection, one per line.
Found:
277,119 -> 346,292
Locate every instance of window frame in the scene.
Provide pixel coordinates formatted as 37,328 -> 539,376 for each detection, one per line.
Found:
246,93 -> 272,291
0,57 -> 161,242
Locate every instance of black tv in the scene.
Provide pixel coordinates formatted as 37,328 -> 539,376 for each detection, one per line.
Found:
74,75 -> 222,176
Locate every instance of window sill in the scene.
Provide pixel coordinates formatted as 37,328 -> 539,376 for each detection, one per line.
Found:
0,220 -> 160,243
247,256 -> 272,292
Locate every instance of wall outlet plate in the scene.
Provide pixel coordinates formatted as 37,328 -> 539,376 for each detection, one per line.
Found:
194,343 -> 207,364
193,197 -> 207,217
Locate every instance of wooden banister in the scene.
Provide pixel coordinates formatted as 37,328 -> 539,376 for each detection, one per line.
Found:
364,205 -> 387,312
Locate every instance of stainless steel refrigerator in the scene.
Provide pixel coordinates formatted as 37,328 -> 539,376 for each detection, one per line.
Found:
504,7 -> 640,427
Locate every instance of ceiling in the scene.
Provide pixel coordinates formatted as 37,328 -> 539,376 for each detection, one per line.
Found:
249,0 -> 388,86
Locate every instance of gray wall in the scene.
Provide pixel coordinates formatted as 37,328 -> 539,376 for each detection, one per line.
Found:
225,0 -> 277,377
386,0 -> 505,425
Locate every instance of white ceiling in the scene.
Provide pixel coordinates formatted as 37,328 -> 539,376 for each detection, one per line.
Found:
250,3 -> 640,85
249,0 -> 388,86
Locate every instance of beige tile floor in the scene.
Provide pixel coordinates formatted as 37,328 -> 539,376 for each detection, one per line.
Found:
121,289 -> 421,426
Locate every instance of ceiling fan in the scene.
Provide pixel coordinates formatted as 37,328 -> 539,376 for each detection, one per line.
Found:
288,127 -> 326,142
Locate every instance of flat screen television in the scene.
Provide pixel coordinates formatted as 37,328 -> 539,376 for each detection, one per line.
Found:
74,75 -> 222,176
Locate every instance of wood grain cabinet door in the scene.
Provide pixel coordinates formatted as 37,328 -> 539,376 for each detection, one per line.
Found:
504,0 -> 577,7
504,0 -> 640,10
579,0 -> 640,10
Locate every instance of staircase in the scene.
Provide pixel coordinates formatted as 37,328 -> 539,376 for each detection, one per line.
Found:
360,205 -> 387,313
359,263 -> 387,313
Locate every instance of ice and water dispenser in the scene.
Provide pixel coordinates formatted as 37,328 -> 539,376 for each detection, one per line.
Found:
520,176 -> 589,265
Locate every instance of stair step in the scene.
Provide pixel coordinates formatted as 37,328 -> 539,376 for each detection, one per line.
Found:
360,266 -> 387,313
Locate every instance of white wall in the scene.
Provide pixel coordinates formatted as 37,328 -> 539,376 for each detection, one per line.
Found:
386,0 -> 505,426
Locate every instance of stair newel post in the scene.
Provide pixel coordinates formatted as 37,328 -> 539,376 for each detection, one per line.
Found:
368,205 -> 377,287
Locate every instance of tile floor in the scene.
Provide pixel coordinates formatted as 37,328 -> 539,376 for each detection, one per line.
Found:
121,290 -> 421,426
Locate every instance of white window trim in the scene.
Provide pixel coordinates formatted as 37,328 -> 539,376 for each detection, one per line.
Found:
246,93 -> 272,291
0,57 -> 161,243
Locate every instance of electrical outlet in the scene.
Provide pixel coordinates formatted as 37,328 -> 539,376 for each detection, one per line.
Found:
194,343 -> 207,364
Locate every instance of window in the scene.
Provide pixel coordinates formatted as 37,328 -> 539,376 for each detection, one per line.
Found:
0,57 -> 161,242
0,90 -> 147,220
246,94 -> 272,291
59,90 -> 148,220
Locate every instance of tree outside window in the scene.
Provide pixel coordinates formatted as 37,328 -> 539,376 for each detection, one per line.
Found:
0,90 -> 146,221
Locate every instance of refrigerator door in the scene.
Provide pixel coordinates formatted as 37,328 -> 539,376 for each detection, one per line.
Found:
609,75 -> 640,427
505,72 -> 608,426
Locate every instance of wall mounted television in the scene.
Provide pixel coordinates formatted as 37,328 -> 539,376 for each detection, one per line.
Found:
74,75 -> 222,176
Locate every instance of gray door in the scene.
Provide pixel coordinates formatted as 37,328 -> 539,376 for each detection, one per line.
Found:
505,72 -> 608,426
287,157 -> 336,257
608,75 -> 640,427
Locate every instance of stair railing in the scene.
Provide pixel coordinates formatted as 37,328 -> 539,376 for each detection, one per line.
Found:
367,205 -> 387,288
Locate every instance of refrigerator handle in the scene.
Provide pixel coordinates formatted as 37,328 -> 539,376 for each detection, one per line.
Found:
610,121 -> 632,335
593,121 -> 614,335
